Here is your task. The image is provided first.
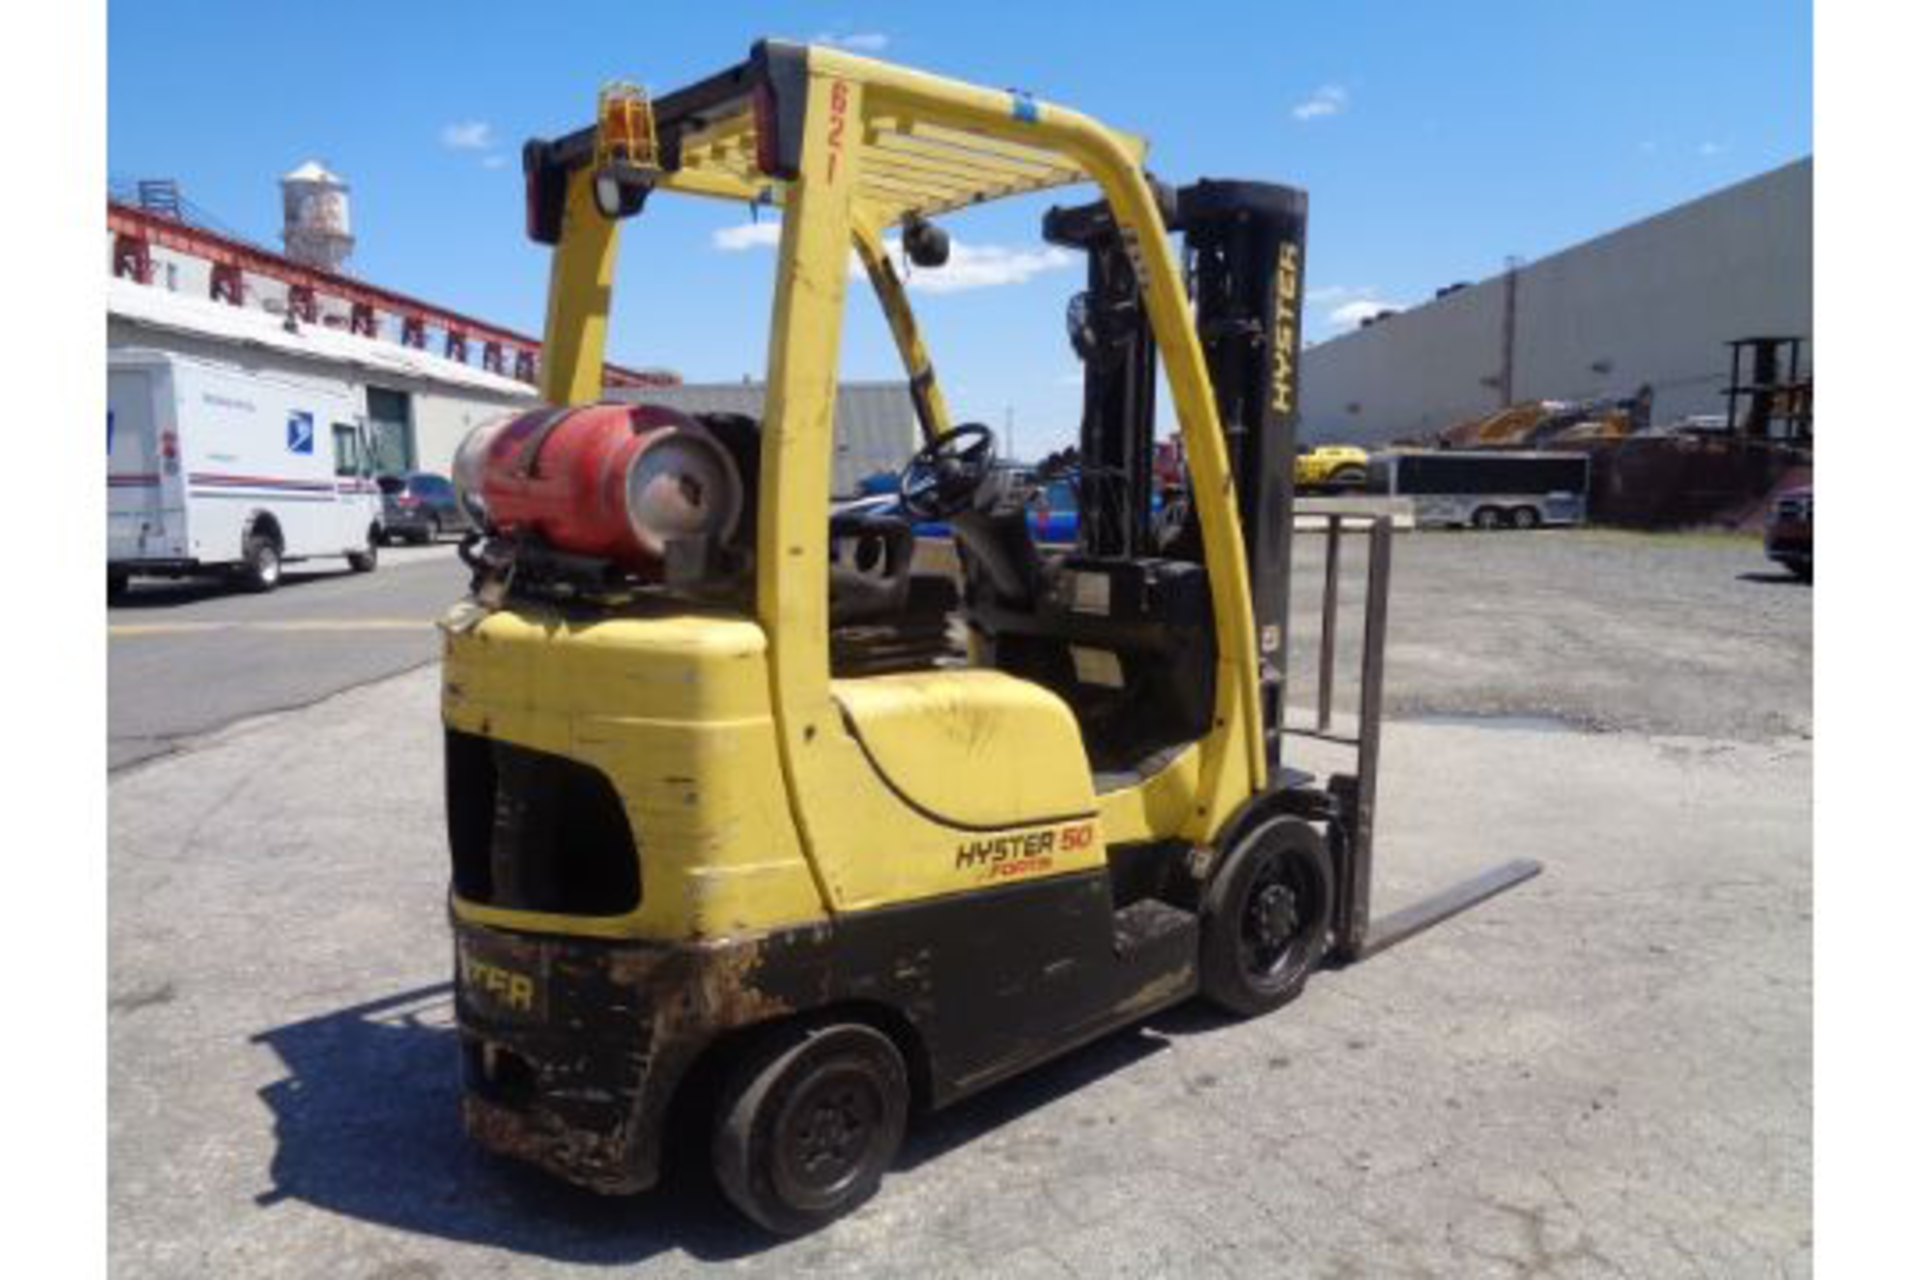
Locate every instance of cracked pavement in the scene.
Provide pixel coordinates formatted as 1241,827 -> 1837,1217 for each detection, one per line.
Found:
109,532 -> 1810,1276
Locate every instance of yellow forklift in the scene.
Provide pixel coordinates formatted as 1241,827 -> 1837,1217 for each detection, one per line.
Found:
440,41 -> 1539,1234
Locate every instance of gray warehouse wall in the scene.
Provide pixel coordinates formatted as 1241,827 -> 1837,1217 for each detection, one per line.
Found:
1300,158 -> 1812,445
611,381 -> 918,497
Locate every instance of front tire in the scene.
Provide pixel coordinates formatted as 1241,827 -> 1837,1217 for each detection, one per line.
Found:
239,534 -> 282,593
1471,506 -> 1504,531
713,1022 -> 910,1236
1200,817 -> 1334,1017
347,530 -> 378,573
1509,505 -> 1541,530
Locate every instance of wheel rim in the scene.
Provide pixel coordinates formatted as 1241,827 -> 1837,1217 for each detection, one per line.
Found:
258,546 -> 280,583
1236,850 -> 1320,981
770,1064 -> 886,1211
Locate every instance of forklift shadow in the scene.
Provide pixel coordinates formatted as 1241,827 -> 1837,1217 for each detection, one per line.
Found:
897,1023 -> 1175,1172
252,984 -> 1203,1256
250,983 -> 771,1265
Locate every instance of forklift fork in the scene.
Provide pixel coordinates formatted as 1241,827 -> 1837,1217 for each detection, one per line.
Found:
1281,512 -> 1542,964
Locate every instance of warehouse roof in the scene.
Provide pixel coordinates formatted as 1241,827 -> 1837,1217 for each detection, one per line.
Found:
108,276 -> 538,399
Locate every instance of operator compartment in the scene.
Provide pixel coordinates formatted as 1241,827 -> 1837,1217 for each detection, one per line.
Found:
963,552 -> 1216,778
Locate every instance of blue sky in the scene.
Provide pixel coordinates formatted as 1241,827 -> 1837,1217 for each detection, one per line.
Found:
108,2 -> 1810,457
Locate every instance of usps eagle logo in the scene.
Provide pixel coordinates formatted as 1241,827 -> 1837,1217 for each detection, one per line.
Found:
287,411 -> 315,455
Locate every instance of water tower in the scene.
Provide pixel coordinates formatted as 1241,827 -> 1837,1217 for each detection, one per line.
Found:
280,161 -> 355,273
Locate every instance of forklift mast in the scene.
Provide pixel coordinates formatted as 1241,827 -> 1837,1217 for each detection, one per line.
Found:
1041,195 -> 1161,560
1047,179 -> 1310,750
1179,180 -> 1309,746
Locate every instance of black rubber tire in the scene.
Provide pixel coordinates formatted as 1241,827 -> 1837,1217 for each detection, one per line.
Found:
347,531 -> 378,573
108,570 -> 130,601
1199,817 -> 1335,1017
712,1021 -> 910,1236
1330,466 -> 1368,489
427,513 -> 442,543
239,534 -> 282,593
1471,506 -> 1504,531
1509,505 -> 1541,531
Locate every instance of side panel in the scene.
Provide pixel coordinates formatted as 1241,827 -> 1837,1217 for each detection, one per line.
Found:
176,366 -> 360,562
755,68 -> 1109,913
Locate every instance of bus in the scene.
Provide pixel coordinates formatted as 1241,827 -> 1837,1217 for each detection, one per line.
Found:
1368,449 -> 1590,530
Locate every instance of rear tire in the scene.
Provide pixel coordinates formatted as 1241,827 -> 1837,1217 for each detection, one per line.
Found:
1509,505 -> 1541,530
347,530 -> 378,573
1330,465 -> 1368,489
239,534 -> 282,593
1199,817 -> 1334,1017
713,1021 -> 910,1236
1471,506 -> 1504,531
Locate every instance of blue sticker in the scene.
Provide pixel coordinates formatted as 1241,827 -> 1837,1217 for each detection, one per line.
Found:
1010,90 -> 1038,124
287,410 -> 315,455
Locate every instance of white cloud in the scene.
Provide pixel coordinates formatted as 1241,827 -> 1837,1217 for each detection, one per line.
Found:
440,120 -> 494,151
1330,299 -> 1403,329
1306,283 -> 1373,305
480,154 -> 508,170
891,240 -> 1074,293
1291,85 -> 1349,122
814,31 -> 890,53
710,220 -> 1076,293
712,222 -> 784,251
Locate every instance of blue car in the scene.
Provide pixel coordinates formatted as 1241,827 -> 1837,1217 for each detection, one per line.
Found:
835,477 -> 1079,545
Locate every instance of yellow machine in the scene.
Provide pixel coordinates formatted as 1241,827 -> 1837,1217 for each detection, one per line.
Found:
441,41 -> 1537,1233
1294,443 -> 1372,491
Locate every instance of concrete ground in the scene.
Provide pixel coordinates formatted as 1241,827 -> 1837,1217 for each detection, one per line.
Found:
108,531 -> 1810,1277
108,543 -> 467,769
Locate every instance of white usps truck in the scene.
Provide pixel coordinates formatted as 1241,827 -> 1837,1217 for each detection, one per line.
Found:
108,349 -> 384,595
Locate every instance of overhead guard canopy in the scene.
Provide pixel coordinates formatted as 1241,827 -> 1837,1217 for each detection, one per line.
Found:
526,40 -> 1149,232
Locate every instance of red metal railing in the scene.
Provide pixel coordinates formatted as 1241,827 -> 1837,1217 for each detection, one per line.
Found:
107,200 -> 678,390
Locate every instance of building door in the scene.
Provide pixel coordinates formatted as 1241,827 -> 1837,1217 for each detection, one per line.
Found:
365,386 -> 415,476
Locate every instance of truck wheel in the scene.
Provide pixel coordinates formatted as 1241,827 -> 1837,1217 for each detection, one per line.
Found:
347,531 -> 378,573
1199,817 -> 1334,1017
713,1021 -> 910,1235
1509,505 -> 1541,530
1471,506 -> 1504,531
239,534 -> 282,593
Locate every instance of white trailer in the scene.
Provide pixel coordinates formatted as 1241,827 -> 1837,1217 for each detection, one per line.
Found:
108,349 -> 384,594
1367,449 -> 1591,530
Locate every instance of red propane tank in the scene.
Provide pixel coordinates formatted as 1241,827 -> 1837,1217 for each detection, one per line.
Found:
453,402 -> 742,575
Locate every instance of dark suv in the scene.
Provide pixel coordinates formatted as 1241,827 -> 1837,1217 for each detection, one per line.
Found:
378,472 -> 468,544
1764,485 -> 1812,581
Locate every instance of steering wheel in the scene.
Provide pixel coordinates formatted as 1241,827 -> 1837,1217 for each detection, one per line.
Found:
899,423 -> 997,519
